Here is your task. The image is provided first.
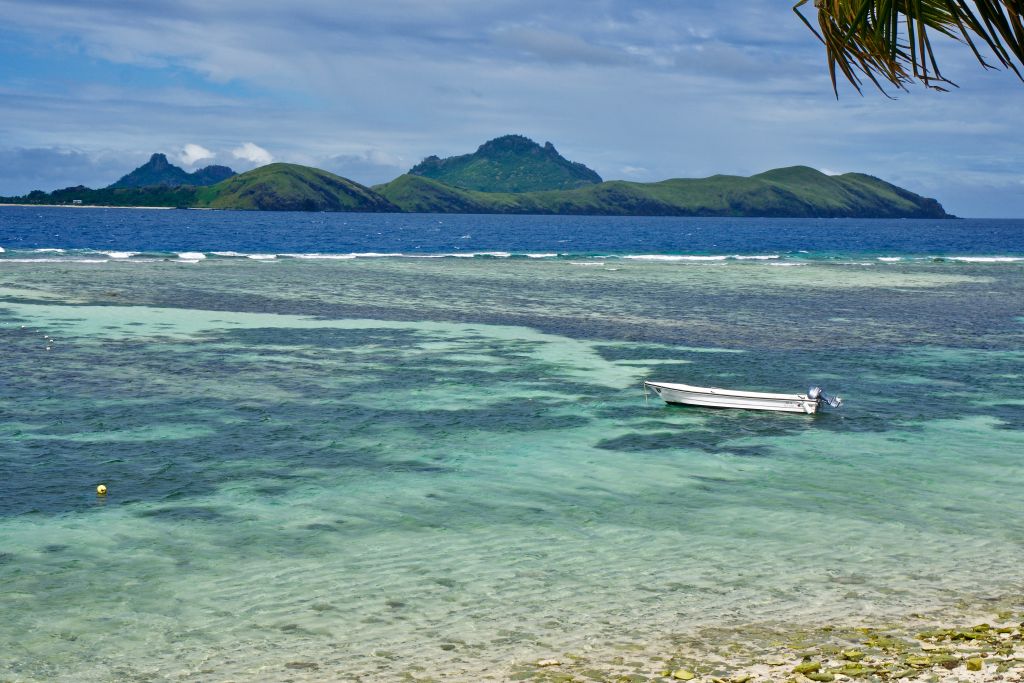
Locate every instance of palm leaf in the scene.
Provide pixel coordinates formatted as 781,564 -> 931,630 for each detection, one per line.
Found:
795,0 -> 1024,94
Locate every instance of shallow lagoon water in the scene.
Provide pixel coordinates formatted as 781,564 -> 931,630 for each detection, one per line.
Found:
1,217 -> 1024,681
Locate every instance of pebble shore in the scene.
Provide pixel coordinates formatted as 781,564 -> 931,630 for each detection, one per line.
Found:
495,609 -> 1024,683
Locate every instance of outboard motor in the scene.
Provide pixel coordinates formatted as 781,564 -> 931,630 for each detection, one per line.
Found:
808,386 -> 843,409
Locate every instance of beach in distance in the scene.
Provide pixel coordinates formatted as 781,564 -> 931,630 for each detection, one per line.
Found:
2,209 -> 1023,681
0,203 -> 177,209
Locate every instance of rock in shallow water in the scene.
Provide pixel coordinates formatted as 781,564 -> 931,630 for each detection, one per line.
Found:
792,661 -> 821,674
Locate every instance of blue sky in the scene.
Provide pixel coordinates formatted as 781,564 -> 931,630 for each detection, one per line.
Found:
1,0 -> 1022,216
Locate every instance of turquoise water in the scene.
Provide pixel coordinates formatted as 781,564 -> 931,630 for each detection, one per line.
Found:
2,255 -> 1023,681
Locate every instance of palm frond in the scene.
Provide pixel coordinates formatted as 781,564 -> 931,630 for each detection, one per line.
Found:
795,0 -> 1024,94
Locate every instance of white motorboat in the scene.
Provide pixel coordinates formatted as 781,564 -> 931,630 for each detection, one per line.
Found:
643,380 -> 842,414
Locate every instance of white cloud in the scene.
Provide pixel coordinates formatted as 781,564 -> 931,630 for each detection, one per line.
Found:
180,143 -> 213,166
320,148 -> 408,185
232,142 -> 273,165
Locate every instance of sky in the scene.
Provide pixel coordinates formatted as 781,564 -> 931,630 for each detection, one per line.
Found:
1,0 -> 1022,217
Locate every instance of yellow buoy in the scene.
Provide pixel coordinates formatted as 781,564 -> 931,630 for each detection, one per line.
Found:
96,484 -> 107,496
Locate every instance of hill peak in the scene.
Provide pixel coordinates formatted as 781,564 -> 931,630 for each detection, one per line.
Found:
200,162 -> 397,212
477,134 -> 545,154
753,166 -> 829,182
108,152 -> 236,189
408,135 -> 602,193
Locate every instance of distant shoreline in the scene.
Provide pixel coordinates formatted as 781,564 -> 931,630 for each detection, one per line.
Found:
0,202 -> 177,210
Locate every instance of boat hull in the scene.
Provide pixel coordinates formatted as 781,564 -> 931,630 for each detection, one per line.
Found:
644,381 -> 820,414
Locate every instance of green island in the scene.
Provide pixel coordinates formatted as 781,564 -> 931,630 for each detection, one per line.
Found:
0,135 -> 951,218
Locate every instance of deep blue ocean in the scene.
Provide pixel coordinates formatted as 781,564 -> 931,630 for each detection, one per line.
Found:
1,207 -> 1023,682
1,207 -> 1023,259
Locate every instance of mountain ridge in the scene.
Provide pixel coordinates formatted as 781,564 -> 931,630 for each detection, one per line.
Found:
108,153 -> 236,189
194,163 -> 397,212
1,137 -> 952,218
408,134 -> 603,193
373,165 -> 949,218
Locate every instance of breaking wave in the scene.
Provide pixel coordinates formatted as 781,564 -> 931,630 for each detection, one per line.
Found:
1,248 -> 1023,265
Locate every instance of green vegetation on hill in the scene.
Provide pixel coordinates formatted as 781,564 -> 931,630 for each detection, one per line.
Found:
0,144 -> 950,218
0,185 -> 200,208
375,166 -> 949,218
409,134 -> 603,192
187,164 -> 236,186
382,138 -> 948,217
108,153 -> 235,188
749,167 -> 945,216
1,163 -> 400,212
193,163 -> 397,212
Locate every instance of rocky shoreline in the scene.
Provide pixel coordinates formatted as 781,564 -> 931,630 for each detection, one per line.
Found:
498,608 -> 1024,683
